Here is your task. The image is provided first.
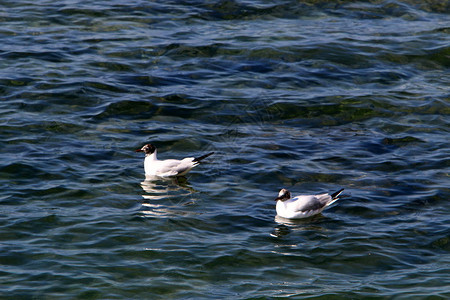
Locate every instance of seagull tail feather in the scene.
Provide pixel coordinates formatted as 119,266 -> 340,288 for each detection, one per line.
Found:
326,189 -> 344,207
193,152 -> 214,163
331,188 -> 344,199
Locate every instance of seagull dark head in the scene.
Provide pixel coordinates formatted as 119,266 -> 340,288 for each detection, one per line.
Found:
275,188 -> 291,202
136,144 -> 156,155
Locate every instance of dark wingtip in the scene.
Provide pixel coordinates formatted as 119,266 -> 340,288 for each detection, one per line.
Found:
331,188 -> 344,199
193,152 -> 214,162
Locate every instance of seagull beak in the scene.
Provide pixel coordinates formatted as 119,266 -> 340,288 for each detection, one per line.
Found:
135,148 -> 143,152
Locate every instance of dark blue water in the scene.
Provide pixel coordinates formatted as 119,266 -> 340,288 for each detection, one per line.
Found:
1,0 -> 449,298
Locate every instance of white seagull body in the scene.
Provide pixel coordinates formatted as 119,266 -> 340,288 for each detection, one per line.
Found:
136,144 -> 214,177
275,188 -> 344,219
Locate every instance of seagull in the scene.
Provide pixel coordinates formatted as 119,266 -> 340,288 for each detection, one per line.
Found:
136,144 -> 214,177
275,188 -> 344,219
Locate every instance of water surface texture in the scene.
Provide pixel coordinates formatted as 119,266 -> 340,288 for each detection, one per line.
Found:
1,0 -> 449,298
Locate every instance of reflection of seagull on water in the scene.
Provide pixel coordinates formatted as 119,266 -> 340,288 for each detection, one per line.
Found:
275,188 -> 344,219
136,144 -> 214,177
140,176 -> 197,200
140,177 -> 199,217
